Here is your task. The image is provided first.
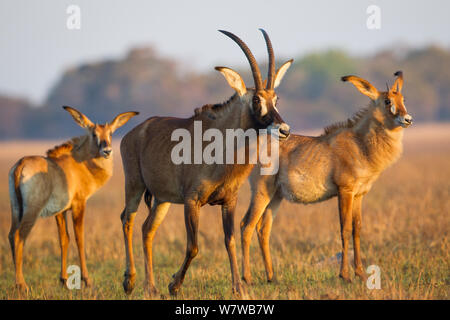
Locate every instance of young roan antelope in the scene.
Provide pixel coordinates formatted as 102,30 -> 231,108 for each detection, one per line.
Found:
240,72 -> 413,284
119,29 -> 293,298
8,107 -> 138,291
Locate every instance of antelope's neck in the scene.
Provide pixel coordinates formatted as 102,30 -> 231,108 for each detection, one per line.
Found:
84,157 -> 113,187
215,97 -> 254,132
73,142 -> 113,187
354,108 -> 404,171
238,96 -> 259,131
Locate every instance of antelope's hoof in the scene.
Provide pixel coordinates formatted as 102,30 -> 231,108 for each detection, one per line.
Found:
144,284 -> 159,297
168,281 -> 180,296
123,273 -> 136,295
355,269 -> 367,281
16,282 -> 30,294
267,276 -> 277,284
242,275 -> 253,285
339,273 -> 352,283
233,282 -> 249,300
83,277 -> 93,287
59,277 -> 67,287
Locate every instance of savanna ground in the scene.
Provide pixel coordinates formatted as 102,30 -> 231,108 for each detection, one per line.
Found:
0,124 -> 448,300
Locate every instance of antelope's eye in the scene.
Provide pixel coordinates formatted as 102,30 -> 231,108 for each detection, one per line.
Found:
253,96 -> 260,104
384,99 -> 391,105
92,132 -> 96,138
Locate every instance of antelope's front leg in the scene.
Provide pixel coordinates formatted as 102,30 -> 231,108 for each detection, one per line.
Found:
338,190 -> 354,282
352,195 -> 366,280
72,202 -> 91,287
222,199 -> 248,299
55,211 -> 70,286
256,193 -> 282,283
142,200 -> 171,296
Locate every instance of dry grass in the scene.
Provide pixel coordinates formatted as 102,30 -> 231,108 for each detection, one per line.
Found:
0,123 -> 449,300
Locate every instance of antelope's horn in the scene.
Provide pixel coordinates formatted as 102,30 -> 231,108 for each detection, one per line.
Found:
394,70 -> 403,78
219,30 -> 263,91
394,70 -> 403,92
259,29 -> 275,90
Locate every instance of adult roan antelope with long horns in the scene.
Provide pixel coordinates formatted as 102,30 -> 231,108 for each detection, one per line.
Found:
8,107 -> 138,291
240,71 -> 413,284
119,29 -> 293,298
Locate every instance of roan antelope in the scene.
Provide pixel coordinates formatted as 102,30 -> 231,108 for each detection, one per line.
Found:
119,29 -> 293,298
240,71 -> 412,284
8,106 -> 138,291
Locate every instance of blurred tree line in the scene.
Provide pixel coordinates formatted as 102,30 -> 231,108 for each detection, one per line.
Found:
1,45 -> 449,139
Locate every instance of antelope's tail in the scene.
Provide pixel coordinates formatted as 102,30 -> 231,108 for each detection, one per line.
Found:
144,189 -> 152,209
9,159 -> 25,223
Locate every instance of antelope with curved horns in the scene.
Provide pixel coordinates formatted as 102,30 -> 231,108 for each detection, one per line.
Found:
119,29 -> 293,298
240,71 -> 412,284
8,107 -> 138,291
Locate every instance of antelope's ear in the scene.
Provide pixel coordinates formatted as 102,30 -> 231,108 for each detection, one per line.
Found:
109,111 -> 139,133
215,66 -> 247,96
274,59 -> 293,88
391,70 -> 403,93
63,106 -> 94,129
341,75 -> 380,101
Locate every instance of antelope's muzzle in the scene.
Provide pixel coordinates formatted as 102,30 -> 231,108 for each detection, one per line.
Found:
100,142 -> 112,158
102,149 -> 112,157
278,123 -> 290,139
397,114 -> 413,128
268,122 -> 290,140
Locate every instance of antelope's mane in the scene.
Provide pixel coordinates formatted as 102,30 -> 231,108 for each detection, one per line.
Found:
46,135 -> 88,159
322,107 -> 370,136
193,93 -> 238,120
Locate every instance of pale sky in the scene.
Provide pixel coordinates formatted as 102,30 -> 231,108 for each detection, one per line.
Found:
0,0 -> 449,103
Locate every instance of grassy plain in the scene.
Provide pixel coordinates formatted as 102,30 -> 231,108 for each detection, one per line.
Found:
0,124 -> 448,299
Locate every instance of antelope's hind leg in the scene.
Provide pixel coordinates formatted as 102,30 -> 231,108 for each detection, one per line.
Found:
168,199 -> 200,296
142,196 -> 171,297
10,208 -> 41,292
120,178 -> 146,294
55,211 -> 70,286
222,199 -> 248,299
8,214 -> 19,274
